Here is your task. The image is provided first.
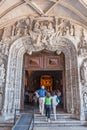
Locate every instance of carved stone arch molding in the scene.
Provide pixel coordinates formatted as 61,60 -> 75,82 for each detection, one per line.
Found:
0,54 -> 7,112
3,36 -> 80,120
80,58 -> 87,120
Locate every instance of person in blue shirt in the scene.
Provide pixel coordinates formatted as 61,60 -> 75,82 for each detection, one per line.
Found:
35,86 -> 47,115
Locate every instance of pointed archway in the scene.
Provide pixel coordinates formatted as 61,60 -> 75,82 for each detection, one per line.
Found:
3,36 -> 80,120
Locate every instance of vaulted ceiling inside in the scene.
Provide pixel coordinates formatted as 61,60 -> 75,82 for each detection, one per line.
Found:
0,0 -> 87,28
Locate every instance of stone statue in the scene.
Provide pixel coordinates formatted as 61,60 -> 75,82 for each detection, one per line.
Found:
80,60 -> 87,85
0,28 -> 4,41
78,29 -> 87,55
57,19 -> 74,36
83,92 -> 87,108
24,26 -> 29,35
2,26 -> 12,40
33,21 -> 40,33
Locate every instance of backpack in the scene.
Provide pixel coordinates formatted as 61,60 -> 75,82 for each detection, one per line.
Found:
56,97 -> 59,105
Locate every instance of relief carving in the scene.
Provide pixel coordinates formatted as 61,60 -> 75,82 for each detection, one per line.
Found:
0,17 -> 76,45
0,41 -> 9,56
30,20 -> 55,46
2,26 -> 12,41
57,19 -> 75,36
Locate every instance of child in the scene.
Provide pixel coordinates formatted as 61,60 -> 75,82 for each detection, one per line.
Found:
45,92 -> 52,123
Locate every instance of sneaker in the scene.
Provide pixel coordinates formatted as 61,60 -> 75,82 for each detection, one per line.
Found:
54,117 -> 56,120
46,117 -> 48,121
48,118 -> 50,123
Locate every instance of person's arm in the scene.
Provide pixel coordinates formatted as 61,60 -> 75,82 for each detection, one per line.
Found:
35,90 -> 40,98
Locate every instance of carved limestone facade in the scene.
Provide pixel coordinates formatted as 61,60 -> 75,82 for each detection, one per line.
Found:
0,16 -> 87,121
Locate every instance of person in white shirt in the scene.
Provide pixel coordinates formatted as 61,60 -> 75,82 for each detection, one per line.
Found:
51,91 -> 59,120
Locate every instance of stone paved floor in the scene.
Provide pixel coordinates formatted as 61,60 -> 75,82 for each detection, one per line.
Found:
0,127 -> 12,130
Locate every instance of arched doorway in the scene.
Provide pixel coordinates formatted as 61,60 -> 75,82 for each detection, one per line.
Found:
3,36 -> 80,120
23,51 -> 65,111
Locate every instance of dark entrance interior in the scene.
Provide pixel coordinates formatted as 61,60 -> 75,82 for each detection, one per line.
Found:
24,70 -> 63,110
23,51 -> 65,111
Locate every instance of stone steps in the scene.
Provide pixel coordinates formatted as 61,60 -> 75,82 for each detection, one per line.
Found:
0,122 -> 13,127
34,113 -> 86,127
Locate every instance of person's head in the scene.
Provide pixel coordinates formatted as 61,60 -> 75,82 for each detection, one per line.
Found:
51,91 -> 55,96
41,86 -> 45,89
46,92 -> 51,98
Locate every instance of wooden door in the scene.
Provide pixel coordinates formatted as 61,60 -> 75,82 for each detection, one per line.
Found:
24,53 -> 64,70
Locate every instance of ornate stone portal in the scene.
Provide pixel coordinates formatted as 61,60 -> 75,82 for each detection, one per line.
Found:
3,35 -> 80,120
0,16 -> 87,121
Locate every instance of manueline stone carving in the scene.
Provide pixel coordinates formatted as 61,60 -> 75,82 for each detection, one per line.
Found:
57,19 -> 75,36
0,17 -> 76,44
0,41 -> 9,56
2,26 -> 12,40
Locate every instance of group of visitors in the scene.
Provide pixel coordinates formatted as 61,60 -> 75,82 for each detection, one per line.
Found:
35,86 -> 62,123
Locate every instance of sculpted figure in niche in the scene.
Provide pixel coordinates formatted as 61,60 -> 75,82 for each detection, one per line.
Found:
0,28 -> 4,41
83,92 -> 87,108
81,61 -> 87,85
40,22 -> 47,31
24,26 -> 29,36
2,26 -> 12,40
15,20 -> 27,37
0,42 -> 9,56
57,19 -> 75,36
12,23 -> 17,37
47,22 -> 54,34
70,25 -> 75,36
33,21 -> 40,33
16,24 -> 23,37
78,29 -> 87,55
